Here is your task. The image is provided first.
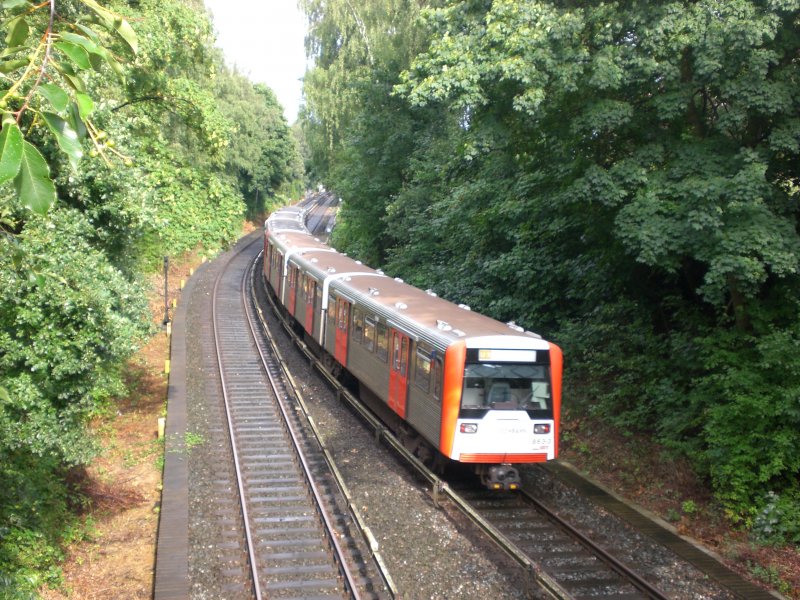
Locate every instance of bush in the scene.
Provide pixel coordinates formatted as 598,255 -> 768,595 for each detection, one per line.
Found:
0,209 -> 150,463
692,326 -> 800,534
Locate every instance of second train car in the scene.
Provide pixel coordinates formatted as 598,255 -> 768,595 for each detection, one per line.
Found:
263,205 -> 562,490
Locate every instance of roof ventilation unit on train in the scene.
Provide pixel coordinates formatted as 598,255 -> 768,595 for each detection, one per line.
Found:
395,302 -> 408,310
425,289 -> 438,297
436,320 -> 452,332
506,321 -> 524,332
458,304 -> 471,311
368,287 -> 380,296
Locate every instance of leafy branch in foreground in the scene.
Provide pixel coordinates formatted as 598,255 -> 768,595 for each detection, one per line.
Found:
0,0 -> 137,215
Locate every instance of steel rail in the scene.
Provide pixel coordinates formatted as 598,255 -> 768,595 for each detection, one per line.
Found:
249,253 -> 398,598
519,488 -> 670,600
241,253 -> 366,600
211,236 -> 264,600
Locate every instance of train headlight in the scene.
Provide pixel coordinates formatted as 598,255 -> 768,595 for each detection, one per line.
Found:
460,423 -> 478,434
533,424 -> 551,434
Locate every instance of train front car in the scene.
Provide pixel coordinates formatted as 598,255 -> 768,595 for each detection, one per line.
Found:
264,203 -> 562,492
441,334 -> 562,490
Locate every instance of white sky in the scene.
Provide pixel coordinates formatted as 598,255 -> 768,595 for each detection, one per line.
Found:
203,0 -> 308,123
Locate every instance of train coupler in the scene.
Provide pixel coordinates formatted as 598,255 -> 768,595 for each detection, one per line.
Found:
481,464 -> 521,491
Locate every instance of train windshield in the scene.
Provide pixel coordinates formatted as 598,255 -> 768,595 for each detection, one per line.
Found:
461,363 -> 551,411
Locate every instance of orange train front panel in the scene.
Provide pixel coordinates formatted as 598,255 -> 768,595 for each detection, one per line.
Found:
439,341 -> 467,458
443,340 -> 559,463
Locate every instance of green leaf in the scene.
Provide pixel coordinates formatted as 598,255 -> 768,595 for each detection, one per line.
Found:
75,24 -> 101,43
0,386 -> 9,403
112,17 -> 138,55
0,44 -> 25,58
5,16 -> 29,47
37,83 -> 70,113
2,0 -> 29,8
68,102 -> 88,138
75,92 -> 94,120
42,112 -> 83,170
0,57 -> 28,73
61,71 -> 86,93
14,141 -> 56,215
78,0 -> 138,55
0,120 -> 23,184
55,41 -> 92,70
60,32 -> 101,56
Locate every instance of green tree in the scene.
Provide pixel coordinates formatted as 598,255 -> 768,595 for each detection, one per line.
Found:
216,71 -> 303,217
304,0 -> 800,540
0,0 -> 137,215
397,0 -> 800,530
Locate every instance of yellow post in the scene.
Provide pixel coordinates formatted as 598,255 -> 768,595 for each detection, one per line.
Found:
166,322 -> 172,337
157,417 -> 166,439
164,359 -> 170,374
172,298 -> 177,309
180,279 -> 185,290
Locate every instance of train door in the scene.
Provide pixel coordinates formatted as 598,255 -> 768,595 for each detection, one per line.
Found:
388,330 -> 410,418
304,277 -> 315,335
288,265 -> 298,316
334,298 -> 350,365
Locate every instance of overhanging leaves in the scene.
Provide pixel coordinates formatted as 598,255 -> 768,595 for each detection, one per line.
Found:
42,112 -> 83,170
78,0 -> 138,55
0,121 -> 23,184
37,83 -> 70,113
14,141 -> 56,215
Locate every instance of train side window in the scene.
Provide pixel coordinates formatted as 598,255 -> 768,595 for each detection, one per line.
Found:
353,308 -> 364,343
432,358 -> 443,400
392,333 -> 401,371
376,322 -> 388,362
306,278 -> 315,305
400,337 -> 409,377
337,299 -> 349,330
364,316 -> 376,352
415,344 -> 432,393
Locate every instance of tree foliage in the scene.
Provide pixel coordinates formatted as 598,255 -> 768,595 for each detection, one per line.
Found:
0,0 -> 137,215
302,0 -> 800,542
216,71 -> 304,216
1,0 -> 303,593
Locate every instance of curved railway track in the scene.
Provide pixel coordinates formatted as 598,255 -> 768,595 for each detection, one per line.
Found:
298,191 -> 339,239
207,238 -> 391,599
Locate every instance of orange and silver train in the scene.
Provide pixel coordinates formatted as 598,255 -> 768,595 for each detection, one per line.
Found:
263,206 -> 562,490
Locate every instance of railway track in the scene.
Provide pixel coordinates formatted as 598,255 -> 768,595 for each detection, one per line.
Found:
298,191 -> 339,238
206,238 -> 392,599
452,485 -> 668,599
